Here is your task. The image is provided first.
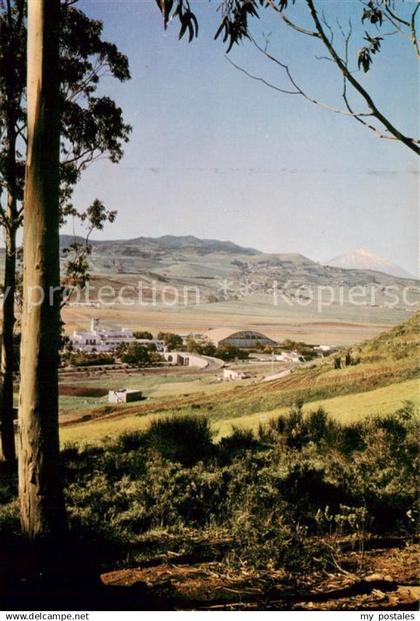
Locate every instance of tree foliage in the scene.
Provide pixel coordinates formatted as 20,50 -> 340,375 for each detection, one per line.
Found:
0,0 -> 132,223
61,199 -> 117,303
0,0 -> 131,461
158,332 -> 184,350
156,0 -> 419,153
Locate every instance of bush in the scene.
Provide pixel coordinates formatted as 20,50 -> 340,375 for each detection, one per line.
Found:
133,330 -> 153,340
145,415 -> 215,466
228,509 -> 318,572
0,501 -> 19,535
157,332 -> 183,351
118,343 -> 151,365
67,352 -> 115,366
335,421 -> 366,454
215,345 -> 249,361
185,337 -> 216,356
263,403 -> 337,450
218,427 -> 259,463
2,400 -> 417,574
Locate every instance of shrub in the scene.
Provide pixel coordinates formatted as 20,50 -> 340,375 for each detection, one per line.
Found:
2,400 -> 417,574
157,332 -> 183,351
335,422 -> 366,454
145,415 -> 215,466
118,431 -> 147,452
223,457 -> 322,572
215,345 -> 249,361
218,427 -> 259,463
142,455 -> 227,527
228,508 -> 317,572
67,352 -> 115,366
0,501 -> 19,535
264,403 -> 337,450
133,331 -> 153,340
118,343 -> 150,365
185,337 -> 216,357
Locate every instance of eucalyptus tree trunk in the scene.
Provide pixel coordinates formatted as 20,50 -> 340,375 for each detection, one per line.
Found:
1,197 -> 17,463
1,48 -> 20,464
18,0 -> 67,540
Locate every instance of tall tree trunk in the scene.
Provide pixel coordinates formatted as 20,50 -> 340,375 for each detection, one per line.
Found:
1,23 -> 20,463
1,202 -> 17,463
18,0 -> 67,541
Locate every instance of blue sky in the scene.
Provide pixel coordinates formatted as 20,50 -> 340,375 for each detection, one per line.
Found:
69,0 -> 419,273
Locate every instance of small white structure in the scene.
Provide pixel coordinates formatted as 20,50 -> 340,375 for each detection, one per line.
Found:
223,368 -> 251,381
108,388 -> 143,404
163,351 -> 209,368
314,345 -> 332,353
275,351 -> 304,363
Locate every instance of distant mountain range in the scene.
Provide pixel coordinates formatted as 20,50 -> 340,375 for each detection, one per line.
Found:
59,234 -> 259,257
58,234 -> 418,301
325,248 -> 415,280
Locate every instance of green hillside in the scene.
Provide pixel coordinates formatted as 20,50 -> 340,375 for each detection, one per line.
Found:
61,313 -> 420,447
357,311 -> 419,361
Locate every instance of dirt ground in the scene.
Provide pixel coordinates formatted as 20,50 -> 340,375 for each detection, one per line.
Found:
61,302 -> 392,346
1,535 -> 417,610
102,540 -> 419,610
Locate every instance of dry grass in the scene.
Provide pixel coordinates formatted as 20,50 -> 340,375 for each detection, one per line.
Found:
60,377 -> 419,447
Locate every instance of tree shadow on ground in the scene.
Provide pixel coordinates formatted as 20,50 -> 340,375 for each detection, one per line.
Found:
0,531 -> 169,611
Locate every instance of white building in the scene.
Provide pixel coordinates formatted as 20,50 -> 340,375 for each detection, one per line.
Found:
108,389 -> 143,404
275,351 -> 304,363
70,319 -> 164,354
70,318 -> 135,353
223,368 -> 251,381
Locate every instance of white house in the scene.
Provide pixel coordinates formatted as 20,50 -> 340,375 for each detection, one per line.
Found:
223,368 -> 251,381
275,351 -> 304,363
108,388 -> 143,404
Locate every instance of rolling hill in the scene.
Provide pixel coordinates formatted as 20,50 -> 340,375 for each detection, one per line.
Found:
60,312 -> 420,446
59,234 -> 419,300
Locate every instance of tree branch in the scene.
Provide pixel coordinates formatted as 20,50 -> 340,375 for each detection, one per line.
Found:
305,0 -> 419,154
341,24 -> 396,141
384,0 -> 411,28
233,35 -> 376,120
226,57 -> 300,96
411,3 -> 420,58
266,0 -> 320,38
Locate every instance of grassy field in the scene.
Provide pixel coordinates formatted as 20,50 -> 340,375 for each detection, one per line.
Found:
58,371 -> 232,411
215,377 -> 420,438
60,314 -> 420,446
60,377 -> 419,446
